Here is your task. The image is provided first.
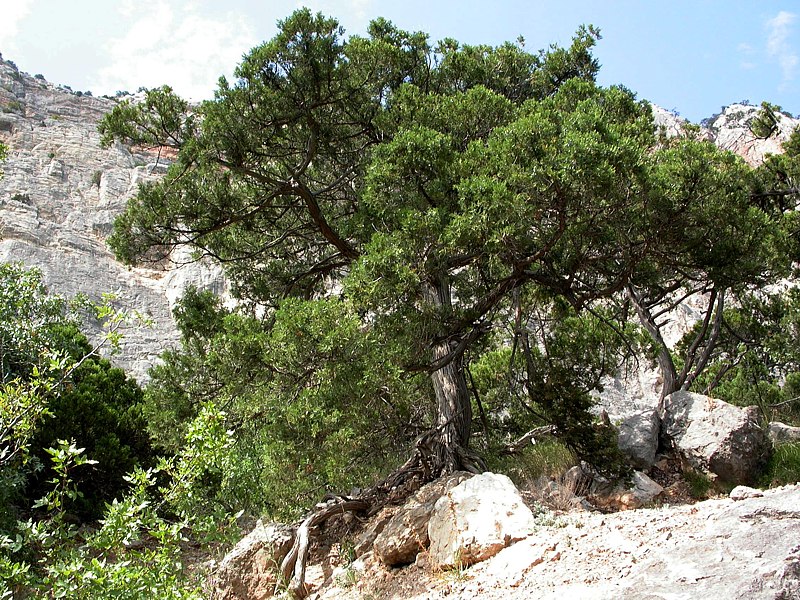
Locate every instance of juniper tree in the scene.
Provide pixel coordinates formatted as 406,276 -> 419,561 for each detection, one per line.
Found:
99,9 -> 792,490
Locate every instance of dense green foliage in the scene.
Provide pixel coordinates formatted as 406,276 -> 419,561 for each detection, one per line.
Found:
145,287 -> 424,517
1,263 -> 79,478
0,264 -> 153,520
0,265 -> 230,598
96,9 -> 800,513
26,324 -> 154,519
668,116 -> 800,418
624,127 -> 796,398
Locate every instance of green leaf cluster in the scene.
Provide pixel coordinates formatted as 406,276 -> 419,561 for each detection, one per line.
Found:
145,288 -> 424,518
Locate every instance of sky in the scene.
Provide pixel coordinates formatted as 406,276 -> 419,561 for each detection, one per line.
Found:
0,0 -> 798,124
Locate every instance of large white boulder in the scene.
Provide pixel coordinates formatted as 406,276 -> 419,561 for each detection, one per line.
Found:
427,472 -> 535,569
372,472 -> 472,566
661,391 -> 771,486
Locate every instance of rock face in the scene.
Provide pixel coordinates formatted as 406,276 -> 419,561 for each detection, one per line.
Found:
704,102 -> 799,166
661,391 -> 771,486
427,472 -> 536,569
652,102 -> 800,167
616,409 -> 660,470
208,521 -> 294,600
0,56 -> 227,381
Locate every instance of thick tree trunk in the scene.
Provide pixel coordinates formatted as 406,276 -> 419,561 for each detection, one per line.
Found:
627,285 -> 679,400
430,339 -> 472,472
424,276 -> 475,475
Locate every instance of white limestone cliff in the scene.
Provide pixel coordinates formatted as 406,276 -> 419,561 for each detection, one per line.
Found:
0,56 -> 227,382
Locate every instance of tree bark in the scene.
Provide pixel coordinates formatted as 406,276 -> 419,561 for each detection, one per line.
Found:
430,339 -> 472,472
627,285 -> 679,399
424,276 -> 474,474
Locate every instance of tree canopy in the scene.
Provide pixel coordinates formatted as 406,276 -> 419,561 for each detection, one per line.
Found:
99,9 -> 795,505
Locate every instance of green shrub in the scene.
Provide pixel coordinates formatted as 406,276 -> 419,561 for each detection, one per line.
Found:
1,100 -> 23,113
488,438 -> 576,485
760,442 -> 800,487
683,469 -> 713,499
25,325 -> 154,520
144,290 -> 420,520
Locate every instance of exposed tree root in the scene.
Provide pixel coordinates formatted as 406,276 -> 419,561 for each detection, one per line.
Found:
278,431 -> 484,598
279,497 -> 369,598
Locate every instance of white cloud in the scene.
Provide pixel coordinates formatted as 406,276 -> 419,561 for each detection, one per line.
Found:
765,10 -> 798,89
737,42 -> 757,71
737,42 -> 754,55
89,1 -> 259,100
0,0 -> 35,58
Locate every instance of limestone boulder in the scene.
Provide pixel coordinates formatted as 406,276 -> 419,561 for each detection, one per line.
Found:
768,421 -> 800,445
617,409 -> 660,470
730,485 -> 764,501
427,472 -> 535,569
563,463 -> 663,511
661,391 -> 771,486
208,521 -> 293,600
590,470 -> 664,511
372,471 -> 472,566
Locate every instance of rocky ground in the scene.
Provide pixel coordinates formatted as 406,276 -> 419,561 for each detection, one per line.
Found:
305,484 -> 800,600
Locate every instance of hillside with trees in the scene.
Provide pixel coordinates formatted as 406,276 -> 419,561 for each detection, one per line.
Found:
2,9 -> 800,598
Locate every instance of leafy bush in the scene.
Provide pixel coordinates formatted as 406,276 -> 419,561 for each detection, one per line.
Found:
760,442 -> 800,487
487,439 -> 576,485
0,263 -> 153,520
25,325 -> 154,519
144,288 -> 422,519
2,406 -> 236,599
683,469 -> 713,499
0,271 -> 236,597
